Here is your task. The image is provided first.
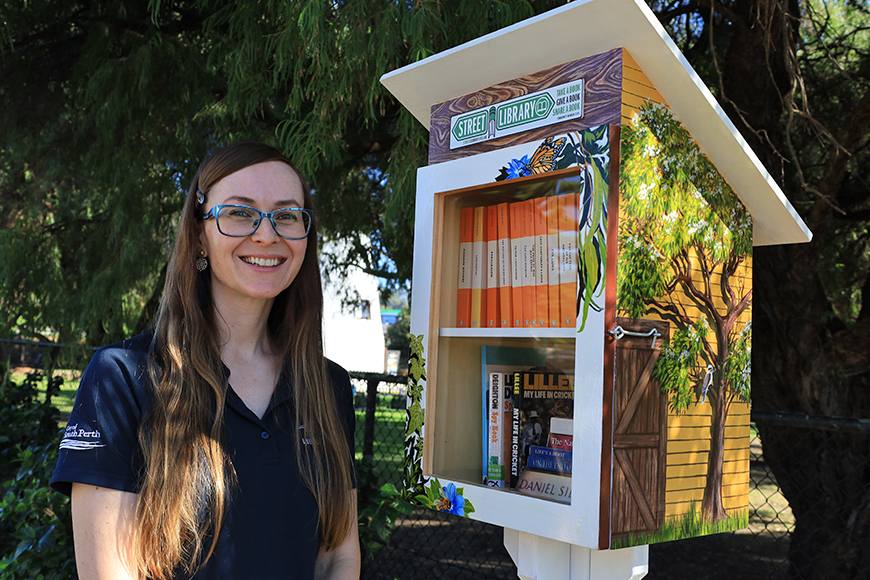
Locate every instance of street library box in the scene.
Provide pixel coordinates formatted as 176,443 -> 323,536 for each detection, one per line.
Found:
381,0 -> 810,550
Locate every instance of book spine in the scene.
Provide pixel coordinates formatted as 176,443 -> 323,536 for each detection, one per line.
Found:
486,205 -> 499,328
471,206 -> 486,328
534,197 -> 549,327
509,202 -> 524,328
520,199 -> 535,327
547,195 -> 561,327
497,202 -> 512,327
528,445 -> 572,461
527,455 -> 573,475
547,434 -> 574,450
510,371 -> 523,490
558,193 -> 578,328
457,206 -> 474,327
487,372 -> 505,488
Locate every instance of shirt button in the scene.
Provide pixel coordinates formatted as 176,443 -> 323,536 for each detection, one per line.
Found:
260,431 -> 270,440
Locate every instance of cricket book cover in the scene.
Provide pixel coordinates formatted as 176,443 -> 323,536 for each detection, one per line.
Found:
510,371 -> 575,497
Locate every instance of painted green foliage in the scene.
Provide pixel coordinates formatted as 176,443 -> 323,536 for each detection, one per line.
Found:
572,126 -> 611,332
619,103 -> 752,523
403,335 -> 475,517
403,334 -> 428,500
497,126 -> 610,331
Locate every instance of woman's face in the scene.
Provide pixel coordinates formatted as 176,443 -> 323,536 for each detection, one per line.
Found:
199,161 -> 308,309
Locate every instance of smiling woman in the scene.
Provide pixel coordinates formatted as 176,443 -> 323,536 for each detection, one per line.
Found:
50,143 -> 361,580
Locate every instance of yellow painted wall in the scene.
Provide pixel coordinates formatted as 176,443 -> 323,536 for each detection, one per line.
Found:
622,49 -> 667,123
620,48 -> 752,521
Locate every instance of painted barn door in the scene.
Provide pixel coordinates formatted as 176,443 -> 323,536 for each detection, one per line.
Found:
610,317 -> 669,539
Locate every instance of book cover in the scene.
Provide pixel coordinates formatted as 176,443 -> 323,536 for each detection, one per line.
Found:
480,346 -> 547,487
547,195 -> 561,327
486,205 -> 499,328
457,206 -> 474,327
558,193 -> 578,328
497,202 -> 512,327
534,197 -> 549,327
510,371 -> 574,490
509,201 -> 524,328
471,205 -> 486,328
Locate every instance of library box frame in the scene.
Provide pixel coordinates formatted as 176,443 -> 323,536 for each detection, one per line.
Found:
383,0 -> 811,550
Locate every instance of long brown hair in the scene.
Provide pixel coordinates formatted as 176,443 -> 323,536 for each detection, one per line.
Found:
135,142 -> 355,579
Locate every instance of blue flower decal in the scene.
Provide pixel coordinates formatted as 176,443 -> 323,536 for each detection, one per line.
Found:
505,155 -> 531,179
436,483 -> 467,516
416,478 -> 475,517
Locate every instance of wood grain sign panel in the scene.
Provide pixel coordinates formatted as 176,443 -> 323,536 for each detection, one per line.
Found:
428,48 -> 622,164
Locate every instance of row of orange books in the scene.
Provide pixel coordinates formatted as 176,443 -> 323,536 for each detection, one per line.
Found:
456,193 -> 579,328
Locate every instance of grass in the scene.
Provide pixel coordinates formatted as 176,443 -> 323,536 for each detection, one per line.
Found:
355,403 -> 406,489
11,368 -> 80,422
611,503 -> 749,549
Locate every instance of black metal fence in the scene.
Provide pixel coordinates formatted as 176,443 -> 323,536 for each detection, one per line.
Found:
351,373 -> 864,580
4,338 -> 860,580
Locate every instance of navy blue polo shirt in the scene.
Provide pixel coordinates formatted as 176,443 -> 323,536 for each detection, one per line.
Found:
50,331 -> 357,580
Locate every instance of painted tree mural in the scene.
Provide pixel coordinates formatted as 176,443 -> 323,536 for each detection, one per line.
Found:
618,104 -> 753,523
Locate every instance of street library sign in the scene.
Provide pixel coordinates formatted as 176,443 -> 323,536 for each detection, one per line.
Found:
450,79 -> 585,149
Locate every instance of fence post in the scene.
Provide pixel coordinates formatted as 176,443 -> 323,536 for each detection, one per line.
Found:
363,377 -> 379,459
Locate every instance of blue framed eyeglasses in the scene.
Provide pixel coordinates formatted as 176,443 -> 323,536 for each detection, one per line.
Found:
202,205 -> 313,240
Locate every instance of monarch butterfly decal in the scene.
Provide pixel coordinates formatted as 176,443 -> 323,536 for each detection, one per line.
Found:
522,136 -> 567,176
497,135 -> 569,181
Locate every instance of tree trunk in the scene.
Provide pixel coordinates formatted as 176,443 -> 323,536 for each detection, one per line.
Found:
754,243 -> 870,579
701,382 -> 727,523
713,0 -> 870,577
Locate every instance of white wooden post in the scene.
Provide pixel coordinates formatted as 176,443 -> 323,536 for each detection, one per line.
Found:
504,529 -> 648,580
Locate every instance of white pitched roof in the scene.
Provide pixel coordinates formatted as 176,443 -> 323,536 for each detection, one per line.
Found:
381,0 -> 811,246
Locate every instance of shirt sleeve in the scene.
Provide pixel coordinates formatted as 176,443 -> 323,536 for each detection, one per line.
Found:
327,360 -> 359,488
50,342 -> 151,496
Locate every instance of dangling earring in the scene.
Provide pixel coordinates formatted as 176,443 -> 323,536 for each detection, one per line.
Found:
196,250 -> 208,272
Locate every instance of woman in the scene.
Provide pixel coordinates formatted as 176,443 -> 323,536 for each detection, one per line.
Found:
51,142 -> 360,580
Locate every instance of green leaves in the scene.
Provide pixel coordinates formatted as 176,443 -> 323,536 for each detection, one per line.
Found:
356,458 -> 413,558
653,318 -> 709,414
0,370 -> 74,579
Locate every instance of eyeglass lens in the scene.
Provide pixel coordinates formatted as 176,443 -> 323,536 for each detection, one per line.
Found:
215,206 -> 310,239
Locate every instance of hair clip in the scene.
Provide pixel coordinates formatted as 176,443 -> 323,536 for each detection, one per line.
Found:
196,189 -> 205,204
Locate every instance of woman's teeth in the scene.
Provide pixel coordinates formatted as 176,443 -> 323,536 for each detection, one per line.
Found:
241,257 -> 282,267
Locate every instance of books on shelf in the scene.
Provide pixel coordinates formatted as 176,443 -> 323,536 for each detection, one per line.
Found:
486,205 -> 499,328
457,206 -> 474,327
509,202 -> 524,328
533,197 -> 548,327
510,371 -> 574,492
481,346 -> 547,488
497,202 -> 512,327
558,193 -> 578,328
547,195 -> 561,327
471,206 -> 486,328
455,194 -> 580,330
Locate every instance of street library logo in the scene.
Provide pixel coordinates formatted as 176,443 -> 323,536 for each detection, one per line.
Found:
449,79 -> 585,150
59,422 -> 106,451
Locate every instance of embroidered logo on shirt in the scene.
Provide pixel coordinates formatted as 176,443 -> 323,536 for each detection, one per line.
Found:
299,425 -> 313,445
59,423 -> 106,451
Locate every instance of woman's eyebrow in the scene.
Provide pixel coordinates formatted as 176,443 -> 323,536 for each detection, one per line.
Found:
223,195 -> 302,207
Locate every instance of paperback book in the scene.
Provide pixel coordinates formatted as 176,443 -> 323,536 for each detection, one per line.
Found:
480,346 -> 547,487
509,371 -> 575,491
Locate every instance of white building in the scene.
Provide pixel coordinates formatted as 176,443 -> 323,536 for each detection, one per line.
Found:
320,244 -> 386,374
